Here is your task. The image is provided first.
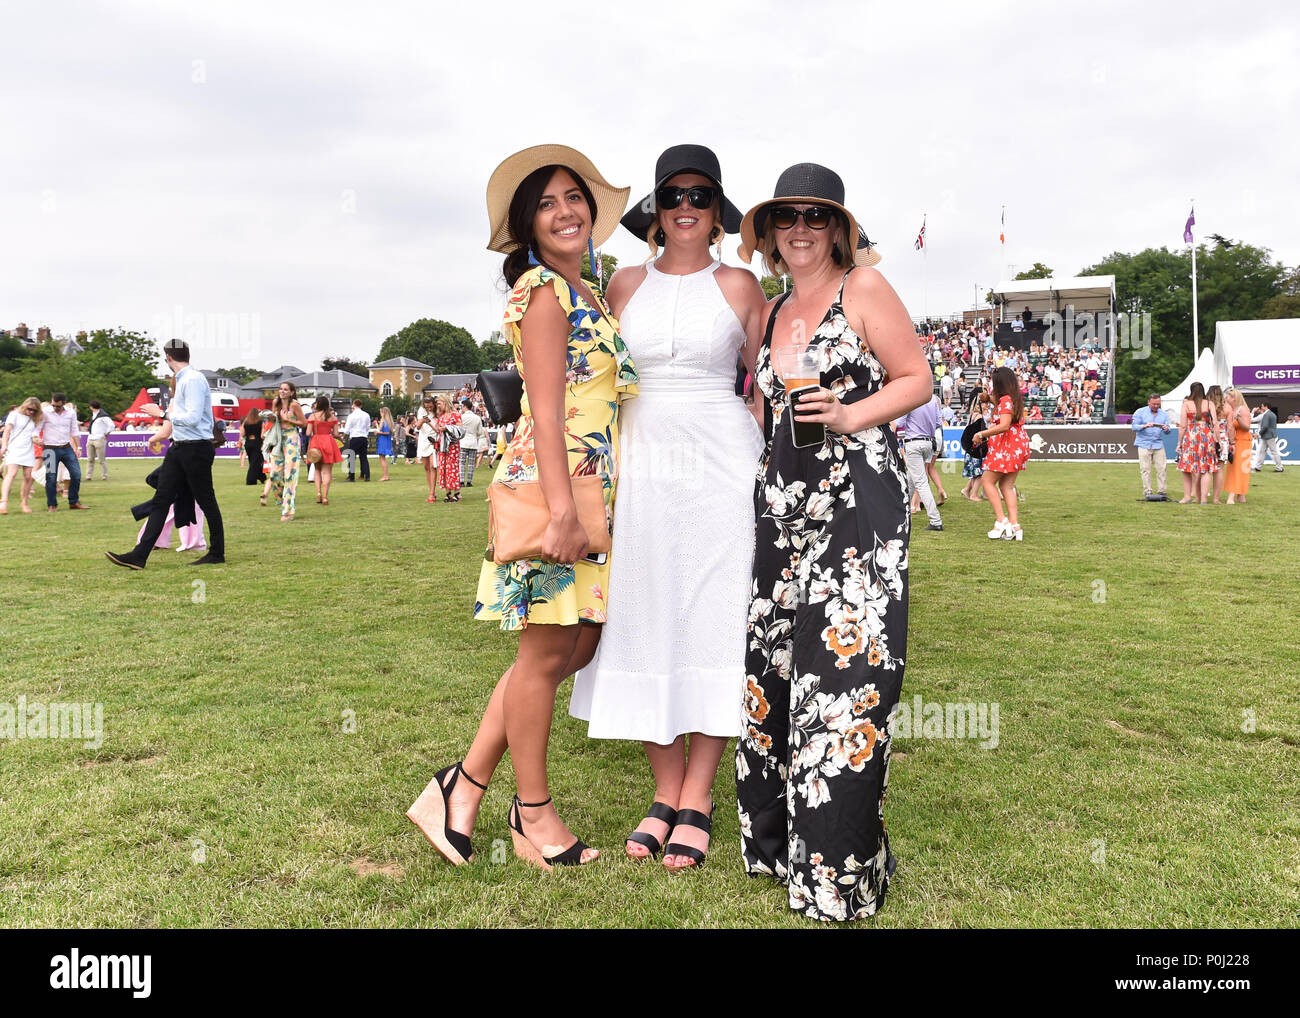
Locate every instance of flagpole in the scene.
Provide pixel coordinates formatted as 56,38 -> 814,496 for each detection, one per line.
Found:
1189,199 -> 1199,363
922,211 -> 928,322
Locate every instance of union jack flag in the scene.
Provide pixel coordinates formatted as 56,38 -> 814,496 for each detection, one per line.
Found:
915,217 -> 926,251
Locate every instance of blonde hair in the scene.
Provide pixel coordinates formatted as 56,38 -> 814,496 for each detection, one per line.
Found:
19,396 -> 43,424
380,406 -> 394,426
432,395 -> 449,416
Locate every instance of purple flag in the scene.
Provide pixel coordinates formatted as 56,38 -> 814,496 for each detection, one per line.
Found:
1183,208 -> 1195,243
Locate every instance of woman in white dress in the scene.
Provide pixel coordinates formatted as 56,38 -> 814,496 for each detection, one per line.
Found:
570,145 -> 766,869
0,397 -> 43,514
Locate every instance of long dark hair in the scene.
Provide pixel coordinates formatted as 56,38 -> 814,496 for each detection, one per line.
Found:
502,165 -> 598,286
1189,381 -> 1205,416
990,366 -> 1024,424
313,394 -> 332,418
273,381 -> 298,412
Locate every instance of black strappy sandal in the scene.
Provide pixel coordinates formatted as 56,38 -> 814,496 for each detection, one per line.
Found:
663,803 -> 714,871
625,801 -> 678,860
507,795 -> 597,871
406,761 -> 488,866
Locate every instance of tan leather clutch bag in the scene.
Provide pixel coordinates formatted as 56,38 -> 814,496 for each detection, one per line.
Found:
486,474 -> 611,565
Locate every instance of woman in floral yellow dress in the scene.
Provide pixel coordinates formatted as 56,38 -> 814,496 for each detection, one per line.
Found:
407,145 -> 636,870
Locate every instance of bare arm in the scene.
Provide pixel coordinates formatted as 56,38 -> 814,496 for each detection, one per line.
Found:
718,266 -> 769,430
799,268 -> 931,434
603,265 -> 646,320
519,285 -> 588,564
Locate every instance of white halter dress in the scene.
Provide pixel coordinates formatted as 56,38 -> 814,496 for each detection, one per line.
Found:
570,260 -> 763,743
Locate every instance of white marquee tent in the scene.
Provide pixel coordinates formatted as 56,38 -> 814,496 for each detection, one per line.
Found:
1162,319 -> 1300,400
1211,319 -> 1300,392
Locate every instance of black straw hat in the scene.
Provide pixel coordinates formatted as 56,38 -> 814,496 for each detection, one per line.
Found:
738,162 -> 881,268
620,144 -> 743,242
961,417 -> 988,458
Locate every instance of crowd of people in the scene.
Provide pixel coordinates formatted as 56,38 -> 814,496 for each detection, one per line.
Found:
1134,383 -> 1286,504
911,318 -> 1112,427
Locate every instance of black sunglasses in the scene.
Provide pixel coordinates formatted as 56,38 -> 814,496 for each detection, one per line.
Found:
767,205 -> 836,231
656,185 -> 717,211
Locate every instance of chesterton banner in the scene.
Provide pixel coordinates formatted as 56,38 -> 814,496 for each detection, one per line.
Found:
1232,364 -> 1300,386
77,431 -> 242,458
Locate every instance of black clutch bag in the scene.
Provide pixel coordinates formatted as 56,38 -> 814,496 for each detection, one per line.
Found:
477,370 -> 523,425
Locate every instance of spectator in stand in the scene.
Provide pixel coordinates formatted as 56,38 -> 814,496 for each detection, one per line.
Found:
85,400 -> 114,481
1026,404 -> 1044,423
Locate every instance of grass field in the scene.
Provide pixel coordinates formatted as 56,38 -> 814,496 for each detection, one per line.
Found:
0,456 -> 1297,928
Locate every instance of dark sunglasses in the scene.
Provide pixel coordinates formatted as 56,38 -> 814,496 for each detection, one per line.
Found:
656,185 -> 717,210
767,205 -> 837,230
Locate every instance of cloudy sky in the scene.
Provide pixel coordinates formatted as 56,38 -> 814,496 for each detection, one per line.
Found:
4,0 -> 1296,371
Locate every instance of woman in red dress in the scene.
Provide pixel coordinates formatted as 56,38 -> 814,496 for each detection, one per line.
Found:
974,366 -> 1030,541
432,395 -> 463,503
307,395 -> 343,505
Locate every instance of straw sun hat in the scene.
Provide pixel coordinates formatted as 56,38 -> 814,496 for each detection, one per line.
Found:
485,144 -> 630,254
737,162 -> 881,268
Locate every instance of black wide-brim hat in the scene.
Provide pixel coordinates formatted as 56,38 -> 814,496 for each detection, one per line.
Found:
738,162 -> 881,268
619,143 -> 743,242
961,418 -> 988,458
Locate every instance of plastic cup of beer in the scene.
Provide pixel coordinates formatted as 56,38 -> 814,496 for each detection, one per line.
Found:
774,345 -> 825,447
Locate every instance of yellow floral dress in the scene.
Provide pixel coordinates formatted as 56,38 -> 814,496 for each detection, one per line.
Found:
474,266 -> 638,630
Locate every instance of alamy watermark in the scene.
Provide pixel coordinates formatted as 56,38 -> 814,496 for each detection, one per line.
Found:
150,304 -> 262,360
1039,311 -> 1151,359
1,696 -> 103,749
889,695 -> 999,749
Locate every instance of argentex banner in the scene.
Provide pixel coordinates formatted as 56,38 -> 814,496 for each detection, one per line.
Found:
938,425 -> 1298,463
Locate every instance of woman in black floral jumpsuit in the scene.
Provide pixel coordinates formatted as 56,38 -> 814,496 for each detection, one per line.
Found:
734,164 -> 933,922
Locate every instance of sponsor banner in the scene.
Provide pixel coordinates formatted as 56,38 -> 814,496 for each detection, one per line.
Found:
937,425 -> 1299,463
77,432 -> 241,458
1232,364 -> 1300,386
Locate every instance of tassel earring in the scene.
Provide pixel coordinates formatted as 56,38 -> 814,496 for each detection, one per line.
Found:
587,236 -> 598,275
527,246 -> 540,267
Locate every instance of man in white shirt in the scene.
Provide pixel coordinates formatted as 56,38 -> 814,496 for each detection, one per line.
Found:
343,399 -> 372,481
458,398 -> 484,487
37,392 -> 88,512
106,339 -> 225,568
86,399 -> 115,480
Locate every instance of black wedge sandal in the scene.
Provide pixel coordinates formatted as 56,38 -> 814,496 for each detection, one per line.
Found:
507,795 -> 597,871
625,801 -> 678,860
406,761 -> 488,866
663,803 -> 714,871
